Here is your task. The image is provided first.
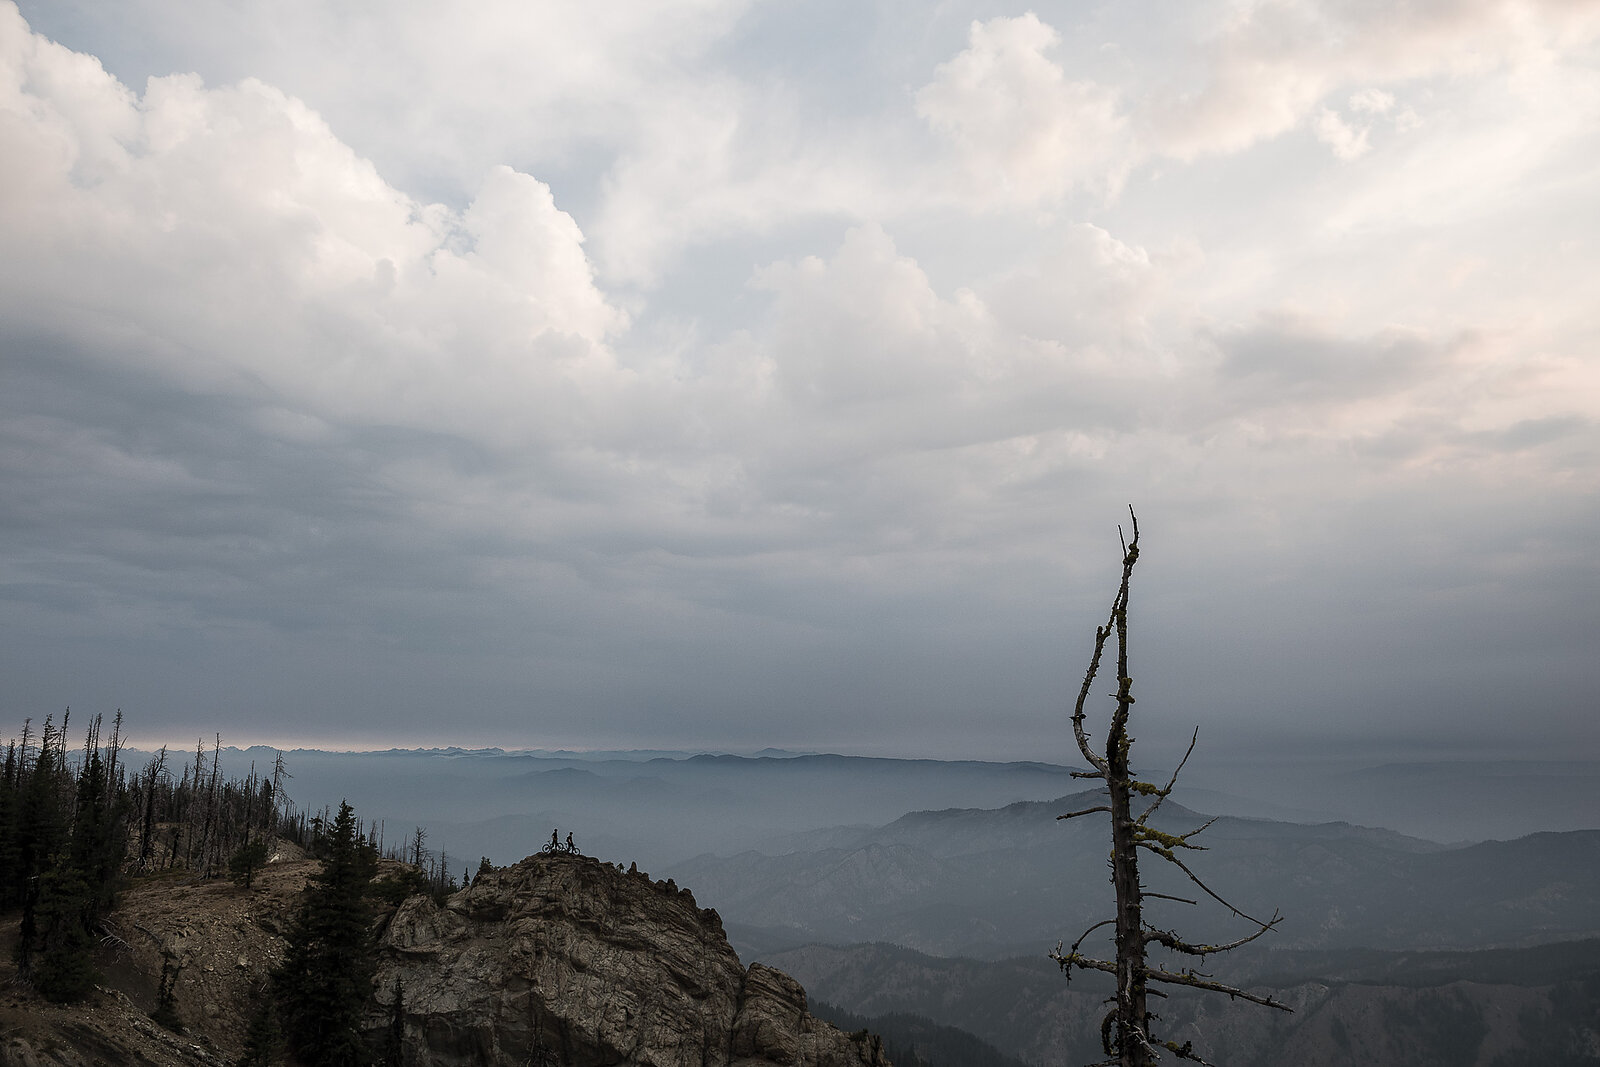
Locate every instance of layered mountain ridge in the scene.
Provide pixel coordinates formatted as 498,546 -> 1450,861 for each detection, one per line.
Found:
671,789 -> 1600,960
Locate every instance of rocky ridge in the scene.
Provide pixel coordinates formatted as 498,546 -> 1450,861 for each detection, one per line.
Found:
377,852 -> 888,1067
0,848 -> 887,1067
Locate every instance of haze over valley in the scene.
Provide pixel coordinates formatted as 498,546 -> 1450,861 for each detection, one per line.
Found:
71,738 -> 1599,1066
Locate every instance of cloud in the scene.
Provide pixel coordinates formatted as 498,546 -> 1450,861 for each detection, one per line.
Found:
1348,87 -> 1395,115
4,0 -> 1569,539
742,222 -> 1190,489
1211,313 -> 1459,423
980,223 -> 1182,352
908,3 -> 1600,213
1314,55 -> 1600,236
915,13 -> 1132,205
753,225 -> 989,408
2,3 -> 1597,759
18,0 -> 898,290
587,79 -> 897,287
17,0 -> 754,199
1148,0 -> 1600,160
1312,107 -> 1372,160
0,12 -> 626,453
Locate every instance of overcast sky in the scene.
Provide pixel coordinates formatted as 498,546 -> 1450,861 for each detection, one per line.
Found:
1,0 -> 1595,764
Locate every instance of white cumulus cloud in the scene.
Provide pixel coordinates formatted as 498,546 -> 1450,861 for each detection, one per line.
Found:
1312,106 -> 1372,159
0,6 -> 626,450
916,13 -> 1132,205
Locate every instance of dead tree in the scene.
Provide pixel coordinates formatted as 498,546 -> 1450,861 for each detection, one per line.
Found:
1052,509 -> 1289,1067
270,748 -> 293,836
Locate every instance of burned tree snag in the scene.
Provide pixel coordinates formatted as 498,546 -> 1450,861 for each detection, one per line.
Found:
1052,509 -> 1288,1067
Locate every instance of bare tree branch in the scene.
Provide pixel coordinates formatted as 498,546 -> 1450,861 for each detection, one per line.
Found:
1144,913 -> 1284,956
1128,1024 -> 1164,1063
1072,620 -> 1116,775
1137,727 -> 1199,826
1059,806 -> 1112,820
1154,1037 -> 1217,1066
1132,816 -> 1218,858
1063,919 -> 1116,957
1159,851 -> 1278,930
1141,967 -> 1292,1011
1057,953 -> 1117,977
1144,892 -> 1197,906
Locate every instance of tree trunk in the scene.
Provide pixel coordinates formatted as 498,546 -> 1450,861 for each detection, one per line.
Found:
1107,718 -> 1153,1067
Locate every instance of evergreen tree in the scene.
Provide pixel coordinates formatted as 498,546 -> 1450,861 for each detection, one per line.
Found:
230,838 -> 271,888
12,715 -> 129,999
275,800 -> 378,1067
13,716 -> 67,942
379,978 -> 406,1067
29,863 -> 98,1002
27,717 -> 131,1000
0,740 -> 18,904
66,735 -> 124,916
238,992 -> 282,1066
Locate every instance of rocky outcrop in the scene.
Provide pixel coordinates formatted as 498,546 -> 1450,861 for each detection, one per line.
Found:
0,849 -> 886,1067
376,852 -> 890,1067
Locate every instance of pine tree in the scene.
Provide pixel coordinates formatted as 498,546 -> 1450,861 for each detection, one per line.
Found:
13,716 -> 67,939
238,991 -> 282,1066
230,838 -> 271,888
275,800 -> 378,1067
67,730 -> 124,916
22,717 -> 130,1001
13,715 -> 129,999
0,740 -> 18,904
379,978 -> 406,1067
29,863 -> 98,1002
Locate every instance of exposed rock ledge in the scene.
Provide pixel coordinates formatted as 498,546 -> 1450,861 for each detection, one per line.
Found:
377,852 -> 890,1067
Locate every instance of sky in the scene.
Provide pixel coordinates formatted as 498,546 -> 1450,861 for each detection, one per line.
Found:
1,0 -> 1596,764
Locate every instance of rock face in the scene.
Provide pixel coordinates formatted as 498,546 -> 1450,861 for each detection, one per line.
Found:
376,852 -> 890,1067
0,849 -> 887,1067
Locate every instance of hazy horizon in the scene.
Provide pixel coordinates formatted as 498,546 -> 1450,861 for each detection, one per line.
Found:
37,739 -> 1594,854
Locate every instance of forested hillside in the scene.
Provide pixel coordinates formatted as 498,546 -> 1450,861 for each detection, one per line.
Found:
0,713 -> 462,1009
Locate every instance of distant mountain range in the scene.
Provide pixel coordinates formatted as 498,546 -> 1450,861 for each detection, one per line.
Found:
125,746 -> 1600,874
671,788 -> 1600,960
129,746 -> 1096,869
